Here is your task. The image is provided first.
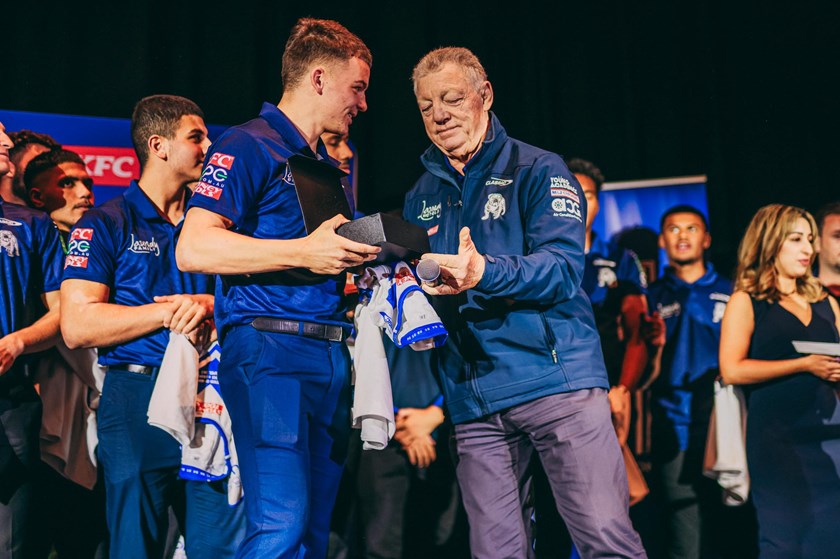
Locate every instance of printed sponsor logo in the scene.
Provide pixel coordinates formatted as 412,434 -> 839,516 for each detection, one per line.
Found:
0,230 -> 20,257
66,145 -> 139,187
550,198 -> 582,222
201,165 -> 228,184
208,152 -> 235,170
482,193 -> 506,220
551,189 -> 580,203
64,255 -> 89,268
195,181 -> 223,200
127,234 -> 160,256
550,176 -> 575,191
0,217 -> 22,226
710,292 -> 730,302
427,224 -> 439,236
393,266 -> 417,286
71,228 -> 94,241
418,200 -> 441,221
68,238 -> 91,254
485,177 -> 513,187
196,401 -> 224,416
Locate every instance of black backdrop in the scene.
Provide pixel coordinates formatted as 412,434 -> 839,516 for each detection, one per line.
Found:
5,0 -> 839,275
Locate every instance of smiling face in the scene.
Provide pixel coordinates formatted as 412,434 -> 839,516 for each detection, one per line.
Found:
29,162 -> 94,231
659,212 -> 711,266
320,56 -> 369,137
776,217 -> 815,280
414,62 -> 492,171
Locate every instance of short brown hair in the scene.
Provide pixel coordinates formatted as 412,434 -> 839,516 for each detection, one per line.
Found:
281,18 -> 372,91
734,204 -> 824,303
411,47 -> 488,95
130,94 -> 204,167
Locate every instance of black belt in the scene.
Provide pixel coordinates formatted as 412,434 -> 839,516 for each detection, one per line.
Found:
251,317 -> 345,342
113,364 -> 159,376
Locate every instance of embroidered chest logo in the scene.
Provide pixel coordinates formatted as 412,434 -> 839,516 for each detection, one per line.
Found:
482,193 -> 506,220
418,200 -> 441,221
0,230 -> 20,257
657,301 -> 681,320
128,234 -> 161,256
485,177 -> 513,187
282,162 -> 295,186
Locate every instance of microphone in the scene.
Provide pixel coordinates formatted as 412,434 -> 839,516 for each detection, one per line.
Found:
415,259 -> 441,286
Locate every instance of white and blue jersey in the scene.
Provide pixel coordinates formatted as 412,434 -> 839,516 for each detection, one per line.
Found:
646,264 -> 731,451
186,103 -> 353,339
62,182 -> 213,367
0,200 -> 63,378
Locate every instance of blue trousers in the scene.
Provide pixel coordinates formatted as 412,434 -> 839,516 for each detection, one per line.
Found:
218,326 -> 351,559
97,368 -> 245,559
453,389 -> 646,559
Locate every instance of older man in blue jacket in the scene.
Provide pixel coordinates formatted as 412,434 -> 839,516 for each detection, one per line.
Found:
405,48 -> 645,559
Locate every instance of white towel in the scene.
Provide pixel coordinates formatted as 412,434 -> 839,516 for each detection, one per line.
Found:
352,263 -> 447,450
703,380 -> 750,506
148,332 -> 198,445
352,301 -> 395,450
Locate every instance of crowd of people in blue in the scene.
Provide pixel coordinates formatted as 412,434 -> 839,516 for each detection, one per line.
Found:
2,16 -> 840,559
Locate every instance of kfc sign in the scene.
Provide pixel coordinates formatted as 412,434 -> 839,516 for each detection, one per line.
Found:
65,145 -> 139,187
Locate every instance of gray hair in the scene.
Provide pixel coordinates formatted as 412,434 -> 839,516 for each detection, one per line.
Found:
411,47 -> 488,95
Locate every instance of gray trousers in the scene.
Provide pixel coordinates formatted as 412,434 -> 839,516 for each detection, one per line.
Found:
452,388 -> 646,559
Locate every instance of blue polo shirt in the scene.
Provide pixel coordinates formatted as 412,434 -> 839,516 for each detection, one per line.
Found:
582,232 -> 647,384
646,264 -> 731,450
62,182 -> 213,368
186,103 -> 352,338
0,200 -> 63,357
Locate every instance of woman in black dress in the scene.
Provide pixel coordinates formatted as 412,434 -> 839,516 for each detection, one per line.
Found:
720,204 -> 840,558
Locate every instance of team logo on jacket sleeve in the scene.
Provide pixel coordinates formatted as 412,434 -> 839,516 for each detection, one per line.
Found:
0,230 -> 20,257
195,152 -> 235,200
65,227 -> 94,268
482,193 -> 506,220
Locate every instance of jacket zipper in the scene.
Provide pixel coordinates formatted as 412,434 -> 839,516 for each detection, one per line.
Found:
540,312 -> 559,364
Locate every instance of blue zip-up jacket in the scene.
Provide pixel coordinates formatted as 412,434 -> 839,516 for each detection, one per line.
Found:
403,114 -> 608,424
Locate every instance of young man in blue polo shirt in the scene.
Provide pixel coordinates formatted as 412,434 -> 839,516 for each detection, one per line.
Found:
176,18 -> 379,559
647,205 -> 756,559
60,96 -> 245,558
0,120 -> 64,557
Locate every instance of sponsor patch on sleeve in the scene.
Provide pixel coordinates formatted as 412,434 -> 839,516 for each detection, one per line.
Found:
65,228 -> 94,268
195,152 -> 234,199
550,197 -> 582,222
